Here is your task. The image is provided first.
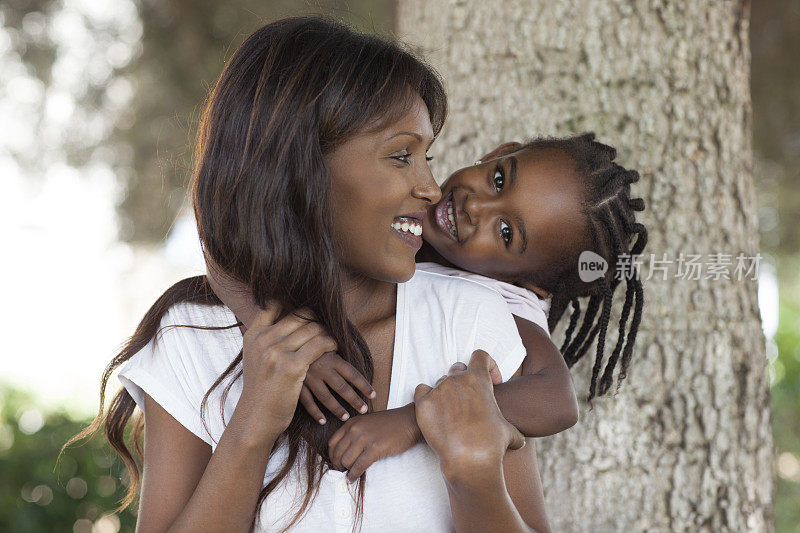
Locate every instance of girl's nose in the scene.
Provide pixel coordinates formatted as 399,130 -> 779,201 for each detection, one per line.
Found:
462,192 -> 485,226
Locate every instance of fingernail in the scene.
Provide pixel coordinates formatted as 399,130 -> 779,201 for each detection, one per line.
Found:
319,418 -> 326,425
359,405 -> 368,413
342,413 -> 349,421
369,390 -> 376,398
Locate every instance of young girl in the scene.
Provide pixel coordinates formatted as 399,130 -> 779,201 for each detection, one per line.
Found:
207,131 -> 648,481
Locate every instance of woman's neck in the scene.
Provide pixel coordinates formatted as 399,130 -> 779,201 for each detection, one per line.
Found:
340,271 -> 397,329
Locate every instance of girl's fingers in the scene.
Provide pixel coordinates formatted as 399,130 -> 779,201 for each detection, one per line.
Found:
327,373 -> 369,414
305,377 -> 350,421
346,451 -> 375,483
334,360 -> 377,400
299,385 -> 327,425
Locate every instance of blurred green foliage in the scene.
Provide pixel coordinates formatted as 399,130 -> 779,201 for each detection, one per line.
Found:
771,284 -> 800,531
0,385 -> 136,532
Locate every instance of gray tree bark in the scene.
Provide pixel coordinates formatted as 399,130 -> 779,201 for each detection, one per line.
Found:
397,1 -> 774,531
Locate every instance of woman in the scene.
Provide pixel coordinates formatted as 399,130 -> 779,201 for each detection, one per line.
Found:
64,16 -> 550,532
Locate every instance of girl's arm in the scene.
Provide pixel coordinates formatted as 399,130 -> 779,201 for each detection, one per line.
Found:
492,316 -> 579,437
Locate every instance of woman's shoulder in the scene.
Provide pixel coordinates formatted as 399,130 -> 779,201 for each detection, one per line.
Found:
127,300 -> 244,382
163,300 -> 239,330
157,300 -> 242,352
411,264 -> 509,304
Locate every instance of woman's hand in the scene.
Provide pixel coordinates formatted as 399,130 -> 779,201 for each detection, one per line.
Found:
239,301 -> 338,438
327,404 -> 421,482
413,350 -> 526,479
204,252 -> 376,425
300,352 -> 377,424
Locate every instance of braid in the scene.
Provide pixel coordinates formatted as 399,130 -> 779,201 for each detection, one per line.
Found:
562,293 -> 601,366
559,298 -> 581,353
521,131 -> 648,401
587,280 -> 613,407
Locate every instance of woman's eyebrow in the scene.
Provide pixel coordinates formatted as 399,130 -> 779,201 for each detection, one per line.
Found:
508,156 -> 528,254
384,131 -> 435,148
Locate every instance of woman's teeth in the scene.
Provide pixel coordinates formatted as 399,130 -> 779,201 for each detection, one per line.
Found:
392,218 -> 422,236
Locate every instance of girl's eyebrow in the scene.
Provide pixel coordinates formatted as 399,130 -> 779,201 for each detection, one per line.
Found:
507,156 -> 528,254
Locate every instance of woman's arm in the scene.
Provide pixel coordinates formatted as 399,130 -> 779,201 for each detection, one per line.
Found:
492,316 -> 580,437
134,303 -> 337,532
138,393 -> 281,532
442,439 -> 550,533
414,351 -> 550,533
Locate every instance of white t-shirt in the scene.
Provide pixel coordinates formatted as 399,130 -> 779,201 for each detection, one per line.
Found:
416,262 -> 551,336
118,268 -> 526,532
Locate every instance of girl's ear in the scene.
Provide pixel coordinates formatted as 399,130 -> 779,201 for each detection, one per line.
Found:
478,141 -> 523,163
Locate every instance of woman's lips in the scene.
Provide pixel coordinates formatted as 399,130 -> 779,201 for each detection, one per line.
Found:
434,190 -> 458,242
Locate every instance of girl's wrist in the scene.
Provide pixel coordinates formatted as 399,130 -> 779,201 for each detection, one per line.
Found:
400,402 -> 423,443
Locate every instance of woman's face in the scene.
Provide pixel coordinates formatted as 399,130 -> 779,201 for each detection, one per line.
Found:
327,94 -> 441,283
422,145 -> 587,288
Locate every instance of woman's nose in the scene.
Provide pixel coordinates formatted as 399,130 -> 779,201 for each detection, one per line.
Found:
411,163 -> 442,204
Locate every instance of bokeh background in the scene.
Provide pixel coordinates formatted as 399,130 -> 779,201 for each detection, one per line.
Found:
0,1 -> 796,531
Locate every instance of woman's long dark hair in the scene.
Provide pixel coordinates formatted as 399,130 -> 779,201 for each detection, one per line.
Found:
61,15 -> 446,531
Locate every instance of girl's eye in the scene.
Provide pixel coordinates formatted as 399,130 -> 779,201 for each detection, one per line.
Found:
426,155 -> 434,161
500,220 -> 513,246
492,166 -> 505,192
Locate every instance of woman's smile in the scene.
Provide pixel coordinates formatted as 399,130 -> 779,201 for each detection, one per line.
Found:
391,213 -> 425,249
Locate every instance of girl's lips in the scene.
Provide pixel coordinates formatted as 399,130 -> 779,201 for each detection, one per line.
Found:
433,190 -> 458,242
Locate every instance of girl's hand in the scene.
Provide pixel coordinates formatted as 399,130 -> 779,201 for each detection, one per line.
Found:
300,352 -> 377,424
327,405 -> 421,483
240,302 -> 338,437
413,350 -> 526,479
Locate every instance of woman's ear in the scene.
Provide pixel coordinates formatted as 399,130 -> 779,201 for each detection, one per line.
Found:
478,141 -> 523,163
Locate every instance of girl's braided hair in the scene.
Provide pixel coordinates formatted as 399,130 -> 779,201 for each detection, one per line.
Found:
525,132 -> 648,407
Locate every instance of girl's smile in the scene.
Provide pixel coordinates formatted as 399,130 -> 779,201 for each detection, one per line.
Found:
433,190 -> 458,241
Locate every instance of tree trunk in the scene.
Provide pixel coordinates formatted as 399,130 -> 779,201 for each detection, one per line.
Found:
397,1 -> 774,531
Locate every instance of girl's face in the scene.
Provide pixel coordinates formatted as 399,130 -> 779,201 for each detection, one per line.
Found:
327,94 -> 441,283
422,145 -> 588,290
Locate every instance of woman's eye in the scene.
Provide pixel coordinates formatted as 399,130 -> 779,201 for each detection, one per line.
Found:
426,155 -> 434,161
492,166 -> 505,192
500,220 -> 513,246
392,152 -> 412,164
